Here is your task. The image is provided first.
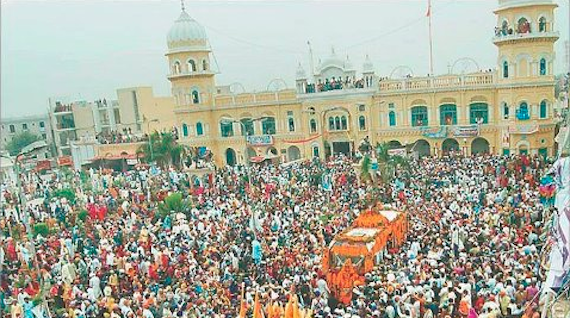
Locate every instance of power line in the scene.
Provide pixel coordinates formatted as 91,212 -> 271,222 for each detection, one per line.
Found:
340,0 -> 458,50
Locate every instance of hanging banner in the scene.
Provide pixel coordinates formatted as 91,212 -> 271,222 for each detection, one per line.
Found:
283,134 -> 321,144
451,125 -> 479,138
126,158 -> 138,165
388,148 -> 407,157
57,156 -> 73,166
247,135 -> 273,146
420,126 -> 447,139
508,125 -> 539,134
501,129 -> 510,148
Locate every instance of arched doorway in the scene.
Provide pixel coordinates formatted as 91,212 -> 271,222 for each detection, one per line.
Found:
471,137 -> 490,155
225,148 -> 237,166
387,140 -> 402,149
414,139 -> 431,157
324,141 -> 332,159
442,138 -> 460,153
287,146 -> 301,161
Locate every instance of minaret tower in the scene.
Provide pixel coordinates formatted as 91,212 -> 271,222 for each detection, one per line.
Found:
165,2 -> 216,107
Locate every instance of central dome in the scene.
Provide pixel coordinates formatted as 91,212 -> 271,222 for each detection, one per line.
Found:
167,10 -> 208,50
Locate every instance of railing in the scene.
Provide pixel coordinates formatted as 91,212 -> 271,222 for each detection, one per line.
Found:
378,73 -> 495,93
493,31 -> 559,43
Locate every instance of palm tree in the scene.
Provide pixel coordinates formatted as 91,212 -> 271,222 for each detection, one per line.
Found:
137,131 -> 187,169
375,142 -> 409,184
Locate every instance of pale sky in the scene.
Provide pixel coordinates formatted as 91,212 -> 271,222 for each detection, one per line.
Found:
1,0 -> 569,118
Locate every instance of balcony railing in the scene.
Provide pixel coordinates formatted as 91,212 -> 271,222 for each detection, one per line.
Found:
378,73 -> 495,93
493,31 -> 559,44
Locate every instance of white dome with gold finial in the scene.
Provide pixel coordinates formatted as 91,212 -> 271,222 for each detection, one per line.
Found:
167,9 -> 208,50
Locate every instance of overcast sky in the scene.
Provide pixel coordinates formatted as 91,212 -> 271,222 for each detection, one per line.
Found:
2,0 -> 569,118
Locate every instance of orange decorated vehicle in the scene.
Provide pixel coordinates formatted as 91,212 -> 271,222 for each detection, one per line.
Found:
322,205 -> 408,304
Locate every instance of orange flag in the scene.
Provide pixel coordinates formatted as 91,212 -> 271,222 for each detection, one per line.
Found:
238,283 -> 247,318
253,289 -> 264,318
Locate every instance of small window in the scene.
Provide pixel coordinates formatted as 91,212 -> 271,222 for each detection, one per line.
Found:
389,111 -> 396,127
540,100 -> 547,119
310,119 -> 317,133
182,123 -> 189,137
517,102 -> 530,120
196,122 -> 204,136
388,103 -> 395,109
9,125 -> 15,133
539,17 -> 547,32
42,133 -> 47,140
540,58 -> 547,76
341,116 -> 348,130
173,61 -> 181,74
287,111 -> 293,116
503,61 -> 509,78
503,103 -> 509,119
288,117 -> 295,132
262,117 -> 276,135
359,116 -> 366,130
335,116 -> 341,130
202,59 -> 208,71
188,60 -> 197,72
329,117 -> 334,130
358,104 -> 366,112
39,121 -> 45,128
192,90 -> 200,104
22,123 -> 28,130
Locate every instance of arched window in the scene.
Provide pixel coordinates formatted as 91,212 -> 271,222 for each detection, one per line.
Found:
501,20 -> 509,35
310,119 -> 317,133
411,106 -> 428,127
328,117 -> 334,130
540,58 -> 547,76
262,117 -> 276,135
503,61 -> 509,78
188,60 -> 197,72
540,100 -> 548,118
241,118 -> 254,136
196,122 -> 204,136
334,116 -> 341,130
173,61 -> 181,74
517,102 -> 530,120
503,102 -> 509,119
182,123 -> 188,137
341,116 -> 348,130
192,90 -> 200,104
220,121 -> 234,137
439,104 -> 457,125
202,59 -> 208,71
359,116 -> 366,131
389,111 -> 396,127
539,17 -> 547,32
517,17 -> 530,34
469,103 -> 489,124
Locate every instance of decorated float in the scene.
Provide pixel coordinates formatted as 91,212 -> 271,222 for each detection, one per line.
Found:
322,204 -> 408,304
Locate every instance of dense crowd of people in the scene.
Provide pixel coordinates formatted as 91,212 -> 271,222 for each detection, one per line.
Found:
0,152 -> 559,318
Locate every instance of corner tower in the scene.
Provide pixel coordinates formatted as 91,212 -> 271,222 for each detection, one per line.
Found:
166,5 -> 216,107
494,0 -> 559,83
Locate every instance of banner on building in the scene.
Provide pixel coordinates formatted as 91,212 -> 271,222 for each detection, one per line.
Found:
247,135 -> 274,146
451,125 -> 479,138
36,160 -> 52,172
388,148 -> 407,157
508,125 -> 539,134
126,158 -> 138,165
420,126 -> 447,139
501,129 -> 510,148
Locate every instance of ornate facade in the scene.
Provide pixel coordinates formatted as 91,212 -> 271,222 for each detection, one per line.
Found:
169,0 -> 560,166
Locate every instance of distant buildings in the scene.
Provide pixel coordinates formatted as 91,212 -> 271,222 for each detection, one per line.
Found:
0,114 -> 52,160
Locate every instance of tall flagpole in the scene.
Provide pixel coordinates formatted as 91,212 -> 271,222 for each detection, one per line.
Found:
428,0 -> 434,75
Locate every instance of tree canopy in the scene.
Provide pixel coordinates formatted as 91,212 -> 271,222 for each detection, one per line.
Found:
5,131 -> 40,156
137,131 -> 187,168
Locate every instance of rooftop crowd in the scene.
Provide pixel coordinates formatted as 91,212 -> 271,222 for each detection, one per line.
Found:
0,152 -> 559,318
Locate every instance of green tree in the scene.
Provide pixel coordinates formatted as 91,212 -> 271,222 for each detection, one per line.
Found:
375,142 -> 410,184
6,131 -> 40,156
157,192 -> 192,219
137,131 -> 187,168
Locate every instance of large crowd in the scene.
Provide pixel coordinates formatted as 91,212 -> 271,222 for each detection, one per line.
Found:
0,152 -> 559,318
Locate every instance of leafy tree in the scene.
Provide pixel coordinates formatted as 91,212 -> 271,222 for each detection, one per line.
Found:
157,192 -> 192,219
50,188 -> 76,204
137,131 -> 187,169
6,131 -> 39,156
375,142 -> 410,184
